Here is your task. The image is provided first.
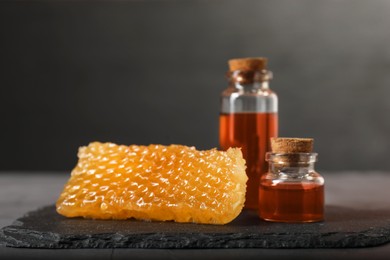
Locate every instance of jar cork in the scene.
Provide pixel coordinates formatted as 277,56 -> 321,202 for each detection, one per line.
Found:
271,137 -> 313,153
227,57 -> 272,84
269,138 -> 314,165
228,57 -> 268,72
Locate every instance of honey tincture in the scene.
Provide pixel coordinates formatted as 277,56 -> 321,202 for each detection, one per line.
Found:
219,57 -> 278,210
259,138 -> 324,222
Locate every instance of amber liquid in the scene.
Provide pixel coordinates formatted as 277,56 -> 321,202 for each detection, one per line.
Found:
259,181 -> 324,222
219,113 -> 278,209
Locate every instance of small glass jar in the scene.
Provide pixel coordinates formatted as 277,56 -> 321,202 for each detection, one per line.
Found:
258,153 -> 324,222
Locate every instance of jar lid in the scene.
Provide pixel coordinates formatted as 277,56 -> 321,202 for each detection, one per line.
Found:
228,57 -> 268,71
271,137 -> 313,153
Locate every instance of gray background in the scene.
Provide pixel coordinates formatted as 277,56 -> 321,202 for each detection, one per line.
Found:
1,0 -> 390,171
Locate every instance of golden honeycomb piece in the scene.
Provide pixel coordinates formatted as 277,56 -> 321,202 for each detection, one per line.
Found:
56,142 -> 247,224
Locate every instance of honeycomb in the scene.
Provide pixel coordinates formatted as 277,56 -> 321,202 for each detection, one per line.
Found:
56,142 -> 247,224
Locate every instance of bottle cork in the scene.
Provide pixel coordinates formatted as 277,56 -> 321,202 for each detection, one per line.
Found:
228,57 -> 268,72
271,137 -> 313,153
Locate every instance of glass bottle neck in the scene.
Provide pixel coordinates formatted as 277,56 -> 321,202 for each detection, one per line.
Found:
266,153 -> 318,177
269,162 -> 315,177
228,70 -> 273,91
232,81 -> 269,91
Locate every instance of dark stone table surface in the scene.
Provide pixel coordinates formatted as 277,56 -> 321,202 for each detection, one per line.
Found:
1,171 -> 390,259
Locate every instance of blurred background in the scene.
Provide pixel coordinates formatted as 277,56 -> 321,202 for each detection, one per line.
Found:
1,0 -> 390,172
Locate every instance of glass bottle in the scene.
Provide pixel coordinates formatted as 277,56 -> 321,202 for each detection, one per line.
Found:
219,57 -> 278,209
259,152 -> 324,222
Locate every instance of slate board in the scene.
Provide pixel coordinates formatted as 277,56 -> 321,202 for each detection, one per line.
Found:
1,205 -> 390,249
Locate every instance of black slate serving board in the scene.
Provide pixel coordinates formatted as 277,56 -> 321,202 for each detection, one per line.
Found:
1,205 -> 390,249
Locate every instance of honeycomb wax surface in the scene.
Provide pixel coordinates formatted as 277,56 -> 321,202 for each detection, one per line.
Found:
56,142 -> 248,225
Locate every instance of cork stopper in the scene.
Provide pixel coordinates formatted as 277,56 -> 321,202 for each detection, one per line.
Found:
271,138 -> 313,153
228,57 -> 268,72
